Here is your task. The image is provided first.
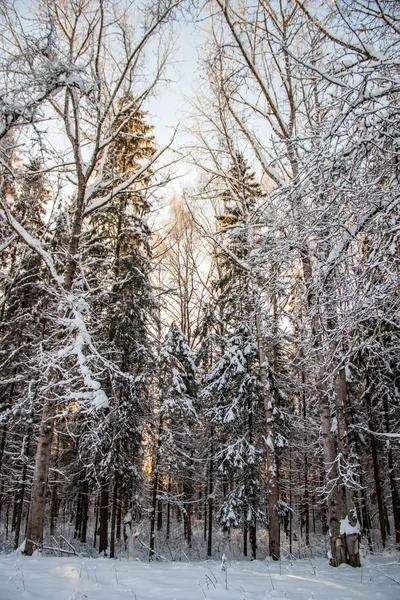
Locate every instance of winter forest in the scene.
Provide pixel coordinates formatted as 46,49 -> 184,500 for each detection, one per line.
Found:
0,0 -> 399,576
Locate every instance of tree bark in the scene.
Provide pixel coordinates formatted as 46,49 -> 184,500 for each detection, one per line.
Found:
50,434 -> 59,537
383,394 -> 400,547
93,492 -> 99,548
116,494 -> 122,542
110,474 -> 119,558
345,533 -> 361,567
24,399 -> 55,555
166,476 -> 171,541
149,468 -> 158,560
250,520 -> 257,561
255,310 -> 279,560
98,482 -> 109,555
207,435 -> 214,557
74,489 -> 82,539
243,518 -> 248,557
320,393 -> 348,566
157,496 -> 163,531
80,479 -> 89,544
14,450 -> 29,549
302,372 -> 310,546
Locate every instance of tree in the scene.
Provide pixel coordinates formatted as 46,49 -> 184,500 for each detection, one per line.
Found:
153,197 -> 213,348
195,151 -> 283,559
200,0 -> 400,565
202,323 -> 265,560
0,0 -> 184,556
0,153 -> 51,547
79,100 -> 157,557
149,323 -> 198,558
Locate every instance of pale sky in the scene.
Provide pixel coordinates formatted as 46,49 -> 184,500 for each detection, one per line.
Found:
146,18 -> 206,197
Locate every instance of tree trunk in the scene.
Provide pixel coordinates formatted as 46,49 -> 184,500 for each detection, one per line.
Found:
0,422 -> 7,520
302,374 -> 310,546
74,489 -> 82,539
383,394 -> 400,548
250,520 -> 256,561
80,479 -> 89,544
14,454 -> 29,549
186,501 -> 192,549
365,382 -> 387,548
157,496 -> 163,531
289,448 -> 293,555
321,397 -> 348,566
370,429 -> 387,547
345,533 -> 361,567
149,468 -> 158,560
93,492 -> 99,548
110,474 -> 119,558
243,517 -> 248,557
150,413 -> 164,559
24,187 -> 87,556
149,411 -> 164,559
50,478 -> 58,537
25,399 -> 55,555
322,281 -> 360,567
166,476 -> 171,541
255,310 -> 279,560
116,493 -> 122,542
207,436 -> 213,557
99,482 -> 109,555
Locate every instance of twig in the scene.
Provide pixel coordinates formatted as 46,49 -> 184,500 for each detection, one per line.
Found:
266,560 -> 274,590
113,564 -> 119,585
372,567 -> 400,586
207,565 -> 218,584
197,580 -> 207,598
309,558 -> 316,575
42,545 -> 76,556
135,536 -> 168,562
60,535 -> 78,555
205,574 -> 216,589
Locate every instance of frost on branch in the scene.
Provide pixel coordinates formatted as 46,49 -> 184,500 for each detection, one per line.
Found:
57,296 -> 109,411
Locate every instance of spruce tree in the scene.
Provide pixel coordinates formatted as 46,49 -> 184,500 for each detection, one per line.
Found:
201,152 -> 267,559
149,323 -> 198,558
77,99 -> 157,556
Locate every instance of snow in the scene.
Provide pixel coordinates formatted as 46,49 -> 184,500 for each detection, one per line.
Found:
0,554 -> 399,600
340,515 -> 361,536
265,434 -> 274,451
330,417 -> 337,434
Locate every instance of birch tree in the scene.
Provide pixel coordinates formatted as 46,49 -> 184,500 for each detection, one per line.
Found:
204,0 -> 400,565
0,0 -> 183,555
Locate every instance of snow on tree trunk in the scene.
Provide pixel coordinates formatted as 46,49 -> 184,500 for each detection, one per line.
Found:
256,311 -> 280,560
340,510 -> 361,568
24,399 -> 55,556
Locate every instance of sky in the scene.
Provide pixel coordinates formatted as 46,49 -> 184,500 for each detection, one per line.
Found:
6,1 -> 209,215
146,17 -> 207,198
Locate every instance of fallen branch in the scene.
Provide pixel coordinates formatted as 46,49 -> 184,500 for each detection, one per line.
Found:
134,536 -> 168,562
60,534 -> 78,555
42,546 -> 76,556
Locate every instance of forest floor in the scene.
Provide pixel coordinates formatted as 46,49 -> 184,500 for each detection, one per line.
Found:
0,553 -> 399,600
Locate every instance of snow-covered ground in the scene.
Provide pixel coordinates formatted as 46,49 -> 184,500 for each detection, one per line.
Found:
0,554 -> 399,600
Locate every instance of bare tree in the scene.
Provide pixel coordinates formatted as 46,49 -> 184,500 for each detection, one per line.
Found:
0,0 -> 183,555
195,0 -> 400,563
